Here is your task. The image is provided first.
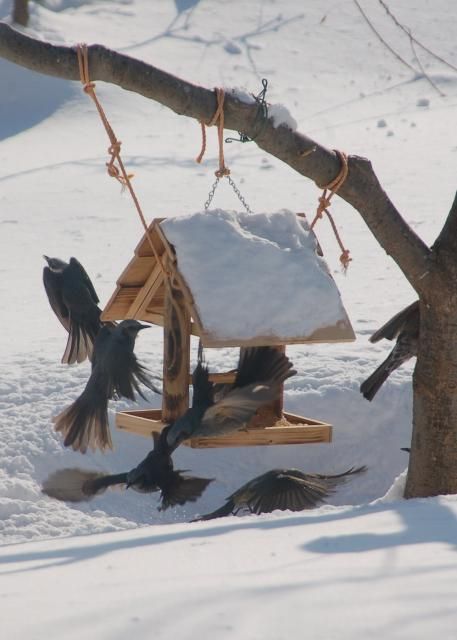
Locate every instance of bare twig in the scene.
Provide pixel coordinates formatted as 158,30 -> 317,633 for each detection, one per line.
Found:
378,0 -> 457,74
409,36 -> 445,97
353,0 -> 417,74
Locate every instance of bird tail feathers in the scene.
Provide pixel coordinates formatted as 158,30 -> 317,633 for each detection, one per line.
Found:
53,387 -> 112,453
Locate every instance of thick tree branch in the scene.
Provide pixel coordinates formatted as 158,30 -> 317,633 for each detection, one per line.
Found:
0,22 -> 431,290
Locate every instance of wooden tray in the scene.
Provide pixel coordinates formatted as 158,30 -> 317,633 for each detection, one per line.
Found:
116,409 -> 332,448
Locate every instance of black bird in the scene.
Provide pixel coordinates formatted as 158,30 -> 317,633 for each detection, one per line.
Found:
193,466 -> 367,521
43,255 -> 103,364
360,301 -> 419,401
41,430 -> 213,510
44,346 -> 296,508
54,319 -> 161,453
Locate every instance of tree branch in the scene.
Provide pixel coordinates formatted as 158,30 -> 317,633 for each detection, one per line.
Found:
0,22 -> 431,290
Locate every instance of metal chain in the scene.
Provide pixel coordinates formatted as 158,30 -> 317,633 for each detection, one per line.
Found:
227,175 -> 252,213
204,175 -> 252,213
204,176 -> 220,210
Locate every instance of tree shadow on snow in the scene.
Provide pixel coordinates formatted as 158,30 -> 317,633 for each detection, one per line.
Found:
0,497 -> 455,575
0,58 -> 77,141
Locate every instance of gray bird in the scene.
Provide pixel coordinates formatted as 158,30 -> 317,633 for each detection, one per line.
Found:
43,255 -> 103,364
193,466 -> 367,521
360,301 -> 419,401
165,346 -> 297,450
54,320 -> 161,453
44,346 -> 296,508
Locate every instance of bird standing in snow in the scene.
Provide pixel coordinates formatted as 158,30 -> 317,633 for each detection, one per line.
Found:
53,319 -> 161,453
44,346 -> 296,509
192,466 -> 367,520
360,301 -> 419,401
43,255 -> 103,364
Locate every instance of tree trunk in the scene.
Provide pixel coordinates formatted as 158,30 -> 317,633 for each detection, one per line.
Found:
12,0 -> 29,26
406,286 -> 457,496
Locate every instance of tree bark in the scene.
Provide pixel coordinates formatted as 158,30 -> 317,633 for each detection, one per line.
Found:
12,1 -> 29,27
1,22 -> 456,498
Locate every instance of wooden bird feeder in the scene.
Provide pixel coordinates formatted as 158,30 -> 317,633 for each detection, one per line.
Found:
101,210 -> 355,448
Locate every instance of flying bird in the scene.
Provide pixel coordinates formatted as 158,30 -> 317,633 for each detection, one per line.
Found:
193,466 -> 367,521
360,300 -> 419,401
54,319 -> 161,453
41,430 -> 213,510
43,255 -> 103,364
44,346 -> 296,508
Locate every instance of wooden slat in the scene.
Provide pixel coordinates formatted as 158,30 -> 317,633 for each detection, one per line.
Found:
101,286 -> 141,320
135,220 -> 167,257
127,262 -> 164,319
116,409 -> 332,447
198,323 -> 356,347
118,256 -> 155,287
190,371 -> 236,385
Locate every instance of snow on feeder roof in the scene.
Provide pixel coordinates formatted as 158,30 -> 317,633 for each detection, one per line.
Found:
102,209 -> 355,346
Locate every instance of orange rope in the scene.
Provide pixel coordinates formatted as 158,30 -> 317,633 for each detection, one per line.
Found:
195,88 -> 230,178
76,43 -> 169,276
310,150 -> 352,271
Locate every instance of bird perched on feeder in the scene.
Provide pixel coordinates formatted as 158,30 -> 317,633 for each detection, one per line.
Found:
44,346 -> 296,509
360,300 -> 419,401
192,465 -> 367,520
43,255 -> 103,364
54,319 -> 161,453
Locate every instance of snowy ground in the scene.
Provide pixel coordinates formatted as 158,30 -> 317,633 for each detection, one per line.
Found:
1,0 -> 457,637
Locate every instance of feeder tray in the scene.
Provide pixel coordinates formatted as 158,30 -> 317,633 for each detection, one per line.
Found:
116,408 -> 332,448
102,211 -> 355,447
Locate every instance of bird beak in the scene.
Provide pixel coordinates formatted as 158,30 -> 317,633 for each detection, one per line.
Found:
43,255 -> 51,264
138,323 -> 150,331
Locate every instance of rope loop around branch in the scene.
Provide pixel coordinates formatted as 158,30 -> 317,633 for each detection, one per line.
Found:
196,87 -> 230,178
310,150 -> 352,272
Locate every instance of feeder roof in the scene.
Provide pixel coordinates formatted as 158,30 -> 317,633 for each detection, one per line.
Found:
101,209 -> 355,347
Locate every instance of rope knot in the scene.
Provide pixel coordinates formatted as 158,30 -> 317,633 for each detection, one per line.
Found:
215,167 -> 230,178
340,249 -> 352,273
106,163 -> 120,178
82,82 -> 96,94
309,150 -> 352,272
108,141 -> 122,156
318,193 -> 331,212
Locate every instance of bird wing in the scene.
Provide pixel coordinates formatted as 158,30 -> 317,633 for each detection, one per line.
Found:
160,472 -> 213,510
69,257 -> 100,305
243,471 -> 331,514
43,267 -> 71,331
41,468 -> 126,502
191,361 -> 214,409
197,383 -> 279,437
369,300 -> 419,343
233,346 -> 295,388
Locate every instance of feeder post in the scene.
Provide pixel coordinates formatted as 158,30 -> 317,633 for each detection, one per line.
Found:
272,344 -> 286,417
162,272 -> 191,422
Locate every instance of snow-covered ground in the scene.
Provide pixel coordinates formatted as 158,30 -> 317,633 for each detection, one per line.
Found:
1,0 -> 457,637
